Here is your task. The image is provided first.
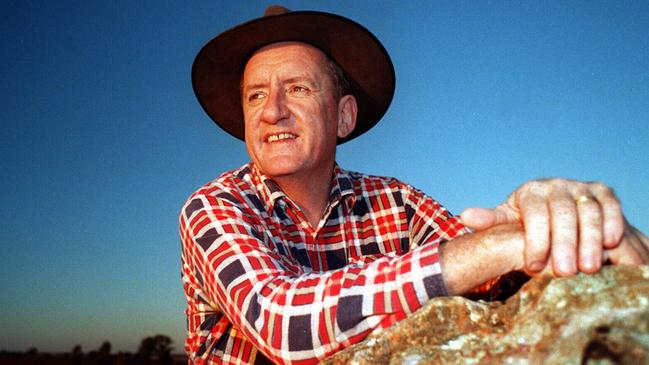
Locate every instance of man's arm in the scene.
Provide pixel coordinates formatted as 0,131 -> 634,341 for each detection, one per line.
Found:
181,193 -> 452,365
440,221 -> 649,296
440,224 -> 525,295
402,184 -> 526,296
180,186 -> 540,364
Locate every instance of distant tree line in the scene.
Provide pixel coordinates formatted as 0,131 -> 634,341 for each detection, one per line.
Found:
1,334 -> 183,365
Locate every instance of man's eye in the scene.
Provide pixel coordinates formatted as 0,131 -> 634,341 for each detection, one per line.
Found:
289,86 -> 309,94
248,92 -> 265,102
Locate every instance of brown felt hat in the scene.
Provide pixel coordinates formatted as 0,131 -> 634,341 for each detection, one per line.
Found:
192,5 -> 395,144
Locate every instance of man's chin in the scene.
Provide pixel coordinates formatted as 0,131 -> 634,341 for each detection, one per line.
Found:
257,160 -> 303,179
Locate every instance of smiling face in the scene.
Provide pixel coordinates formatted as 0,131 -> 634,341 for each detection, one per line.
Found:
241,42 -> 356,182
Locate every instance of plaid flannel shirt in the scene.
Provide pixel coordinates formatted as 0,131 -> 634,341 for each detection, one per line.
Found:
179,163 -> 467,365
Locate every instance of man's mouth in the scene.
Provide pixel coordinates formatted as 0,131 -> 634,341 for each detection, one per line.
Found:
266,132 -> 297,143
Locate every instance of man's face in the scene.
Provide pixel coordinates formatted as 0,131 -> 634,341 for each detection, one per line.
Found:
241,42 -> 344,180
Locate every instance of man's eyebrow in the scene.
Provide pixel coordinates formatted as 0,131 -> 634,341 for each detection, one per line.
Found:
242,77 -> 320,94
242,82 -> 267,94
284,76 -> 318,86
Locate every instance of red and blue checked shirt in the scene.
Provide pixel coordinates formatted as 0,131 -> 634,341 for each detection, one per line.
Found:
179,163 -> 468,365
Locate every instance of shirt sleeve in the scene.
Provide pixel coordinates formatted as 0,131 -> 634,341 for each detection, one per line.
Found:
179,191 -> 451,365
404,183 -> 469,248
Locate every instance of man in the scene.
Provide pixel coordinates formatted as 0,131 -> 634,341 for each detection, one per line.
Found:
180,7 -> 648,365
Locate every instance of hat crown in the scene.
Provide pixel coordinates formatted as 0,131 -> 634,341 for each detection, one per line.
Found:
263,5 -> 290,17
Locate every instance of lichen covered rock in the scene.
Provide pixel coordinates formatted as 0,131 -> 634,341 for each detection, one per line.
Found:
321,265 -> 649,365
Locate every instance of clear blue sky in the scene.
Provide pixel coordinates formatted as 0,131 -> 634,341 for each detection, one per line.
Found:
2,0 -> 648,354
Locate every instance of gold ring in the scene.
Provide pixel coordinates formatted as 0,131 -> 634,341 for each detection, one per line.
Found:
575,195 -> 597,204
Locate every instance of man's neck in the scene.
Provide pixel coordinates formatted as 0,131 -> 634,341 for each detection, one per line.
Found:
272,165 -> 334,229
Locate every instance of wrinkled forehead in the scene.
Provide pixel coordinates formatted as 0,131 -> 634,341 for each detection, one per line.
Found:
241,41 -> 330,81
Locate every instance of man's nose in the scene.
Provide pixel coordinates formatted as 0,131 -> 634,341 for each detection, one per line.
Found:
261,88 -> 289,124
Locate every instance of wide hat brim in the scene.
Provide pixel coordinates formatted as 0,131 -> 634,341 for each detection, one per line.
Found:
192,9 -> 395,144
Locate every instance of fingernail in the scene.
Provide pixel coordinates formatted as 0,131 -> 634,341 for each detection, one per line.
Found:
581,258 -> 599,273
557,260 -> 575,275
528,261 -> 544,273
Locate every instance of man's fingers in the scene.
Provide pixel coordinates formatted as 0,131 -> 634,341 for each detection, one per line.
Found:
468,178 -> 630,278
590,184 -> 624,248
575,195 -> 603,273
548,190 -> 578,276
607,238 -> 643,265
459,206 -> 514,231
519,195 -> 551,275
608,225 -> 649,265
459,208 -> 495,230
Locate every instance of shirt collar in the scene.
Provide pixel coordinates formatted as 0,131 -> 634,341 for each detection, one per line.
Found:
329,163 -> 355,208
249,163 -> 356,214
249,163 -> 285,213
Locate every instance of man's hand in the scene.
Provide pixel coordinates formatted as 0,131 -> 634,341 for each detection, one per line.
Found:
460,178 -> 626,276
607,221 -> 649,265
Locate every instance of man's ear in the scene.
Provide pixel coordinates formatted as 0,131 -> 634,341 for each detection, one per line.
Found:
337,94 -> 357,139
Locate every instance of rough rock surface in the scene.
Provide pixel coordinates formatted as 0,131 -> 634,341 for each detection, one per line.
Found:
321,265 -> 649,365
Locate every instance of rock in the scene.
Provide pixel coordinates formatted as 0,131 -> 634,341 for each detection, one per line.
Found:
321,265 -> 649,365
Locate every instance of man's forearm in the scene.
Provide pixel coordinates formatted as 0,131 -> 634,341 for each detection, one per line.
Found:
440,223 -> 525,295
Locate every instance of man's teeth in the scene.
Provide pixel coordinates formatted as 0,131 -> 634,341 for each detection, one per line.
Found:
267,133 -> 296,142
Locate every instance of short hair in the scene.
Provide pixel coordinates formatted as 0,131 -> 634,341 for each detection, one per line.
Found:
322,55 -> 350,100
